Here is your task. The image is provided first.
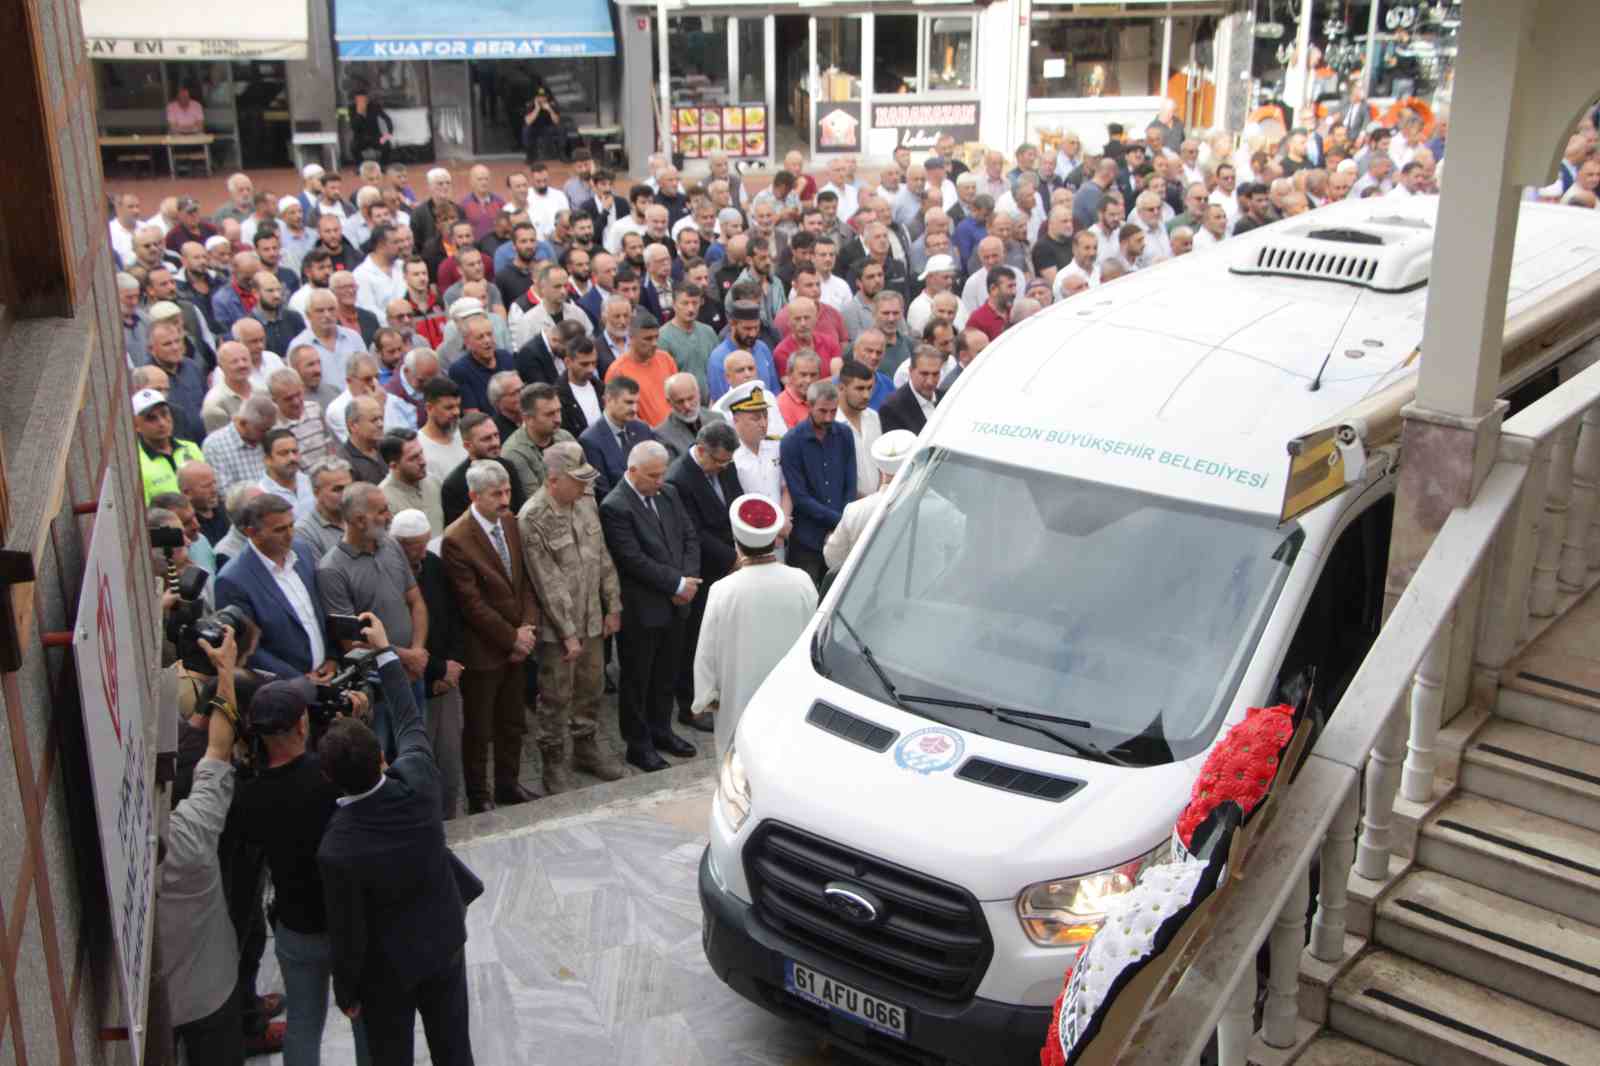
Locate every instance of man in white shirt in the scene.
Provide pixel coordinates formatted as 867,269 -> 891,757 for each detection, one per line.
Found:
353,224 -> 406,326
1131,192 -> 1173,265
813,238 -> 853,312
1193,204 -> 1229,250
524,162 -> 570,242
1386,161 -> 1425,199
563,338 -> 604,429
818,157 -> 861,224
257,429 -> 316,521
418,376 -> 469,480
325,353 -> 411,442
907,257 -> 968,335
1208,163 -> 1241,225
110,192 -> 142,264
1052,230 -> 1102,298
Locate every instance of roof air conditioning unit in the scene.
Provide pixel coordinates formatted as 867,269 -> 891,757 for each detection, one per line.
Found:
1229,213 -> 1435,292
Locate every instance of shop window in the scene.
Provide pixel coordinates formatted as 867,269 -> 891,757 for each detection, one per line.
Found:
341,61 -> 431,111
1028,17 -> 1162,99
96,62 -> 165,117
926,16 -> 975,92
671,16 -> 732,104
816,17 -> 862,102
737,18 -> 764,102
875,14 -> 918,95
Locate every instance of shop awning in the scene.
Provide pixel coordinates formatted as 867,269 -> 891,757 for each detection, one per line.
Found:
80,0 -> 307,61
336,0 -> 617,60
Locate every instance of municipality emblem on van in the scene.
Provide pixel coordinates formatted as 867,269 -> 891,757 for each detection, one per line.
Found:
894,727 -> 965,775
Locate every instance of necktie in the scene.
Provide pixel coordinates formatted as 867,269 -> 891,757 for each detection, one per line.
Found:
489,521 -> 512,577
709,470 -> 725,505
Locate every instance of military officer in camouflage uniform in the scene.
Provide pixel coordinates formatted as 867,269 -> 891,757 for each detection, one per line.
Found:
518,441 -> 627,792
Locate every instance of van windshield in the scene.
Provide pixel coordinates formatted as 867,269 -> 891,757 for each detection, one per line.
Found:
816,449 -> 1302,766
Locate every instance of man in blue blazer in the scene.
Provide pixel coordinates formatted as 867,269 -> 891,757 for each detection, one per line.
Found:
577,376 -> 657,499
215,494 -> 334,680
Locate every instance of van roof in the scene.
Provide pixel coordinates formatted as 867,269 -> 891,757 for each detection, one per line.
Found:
936,197 -> 1600,519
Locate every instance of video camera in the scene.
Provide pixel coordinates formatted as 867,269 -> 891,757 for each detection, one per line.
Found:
311,648 -> 379,727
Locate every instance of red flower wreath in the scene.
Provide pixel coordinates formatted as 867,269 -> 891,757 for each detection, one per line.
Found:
1175,704 -> 1296,851
1040,973 -> 1070,1066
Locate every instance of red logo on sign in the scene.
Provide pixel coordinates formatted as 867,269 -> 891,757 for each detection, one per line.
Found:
97,572 -> 121,742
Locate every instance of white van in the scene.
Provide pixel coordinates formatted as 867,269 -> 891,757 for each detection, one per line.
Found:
698,197 -> 1600,1066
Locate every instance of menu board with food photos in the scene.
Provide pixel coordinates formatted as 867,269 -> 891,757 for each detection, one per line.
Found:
672,103 -> 768,159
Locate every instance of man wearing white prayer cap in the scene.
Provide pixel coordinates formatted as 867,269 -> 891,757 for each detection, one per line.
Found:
822,429 -> 916,572
692,494 -> 819,757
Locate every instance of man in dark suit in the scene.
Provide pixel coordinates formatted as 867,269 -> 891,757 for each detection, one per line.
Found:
577,376 -> 656,498
599,440 -> 701,771
514,318 -> 586,387
664,421 -> 741,732
440,412 -> 527,528
440,461 -> 542,813
317,612 -> 476,1066
652,372 -> 728,461
214,493 -> 333,680
877,345 -> 943,436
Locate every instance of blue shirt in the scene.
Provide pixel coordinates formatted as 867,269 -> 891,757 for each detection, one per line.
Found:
493,239 -> 557,277
953,217 -> 988,270
448,348 -> 515,413
868,371 -> 894,411
779,420 -> 857,552
706,338 -> 780,401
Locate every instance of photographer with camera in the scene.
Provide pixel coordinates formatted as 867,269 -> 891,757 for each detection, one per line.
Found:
156,625 -> 253,1064
319,612 -> 480,1065
228,659 -> 374,1066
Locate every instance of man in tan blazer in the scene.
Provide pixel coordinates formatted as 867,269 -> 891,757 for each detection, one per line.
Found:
441,459 -> 541,813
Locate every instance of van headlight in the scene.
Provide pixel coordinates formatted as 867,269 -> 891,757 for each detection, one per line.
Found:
1016,839 -> 1172,947
716,743 -> 752,833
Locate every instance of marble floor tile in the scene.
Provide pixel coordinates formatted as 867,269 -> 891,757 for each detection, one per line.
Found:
253,774 -> 877,1066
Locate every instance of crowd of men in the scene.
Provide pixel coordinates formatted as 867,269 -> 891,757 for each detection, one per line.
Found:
120,100 -> 1600,1061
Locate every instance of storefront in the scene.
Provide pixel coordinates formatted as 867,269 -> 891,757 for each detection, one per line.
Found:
333,0 -> 622,160
1022,2 -> 1237,155
83,0 -> 308,169
616,1 -> 1011,169
1245,1 -> 1460,124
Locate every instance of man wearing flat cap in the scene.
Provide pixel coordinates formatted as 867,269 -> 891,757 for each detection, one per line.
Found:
517,442 -> 628,792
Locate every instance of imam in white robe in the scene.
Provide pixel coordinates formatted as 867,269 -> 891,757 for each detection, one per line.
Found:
693,560 -> 818,757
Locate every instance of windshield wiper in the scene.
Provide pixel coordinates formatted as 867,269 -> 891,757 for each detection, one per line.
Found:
898,694 -> 1134,766
831,611 -> 913,716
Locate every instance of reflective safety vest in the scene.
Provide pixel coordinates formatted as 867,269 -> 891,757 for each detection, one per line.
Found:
139,439 -> 204,502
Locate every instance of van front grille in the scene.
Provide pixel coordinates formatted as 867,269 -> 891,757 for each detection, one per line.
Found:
744,822 -> 992,1001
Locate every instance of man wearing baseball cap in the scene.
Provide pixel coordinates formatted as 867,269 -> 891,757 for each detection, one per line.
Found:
228,673 -> 375,1064
135,388 -> 205,502
517,441 -> 627,792
164,195 -> 220,255
906,254 -> 966,336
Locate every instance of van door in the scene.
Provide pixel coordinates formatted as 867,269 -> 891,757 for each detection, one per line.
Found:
1275,492 -> 1395,723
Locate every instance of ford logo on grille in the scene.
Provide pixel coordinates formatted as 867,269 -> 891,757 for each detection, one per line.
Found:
823,882 -> 884,925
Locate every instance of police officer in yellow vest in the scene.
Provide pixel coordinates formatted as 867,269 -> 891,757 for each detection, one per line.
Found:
134,388 -> 204,503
